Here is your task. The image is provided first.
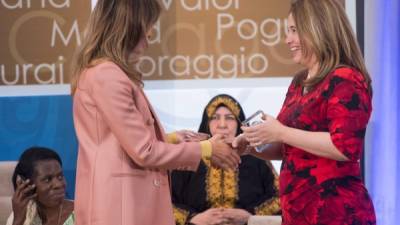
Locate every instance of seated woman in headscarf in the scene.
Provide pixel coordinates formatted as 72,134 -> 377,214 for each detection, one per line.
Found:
172,94 -> 280,225
7,147 -> 74,225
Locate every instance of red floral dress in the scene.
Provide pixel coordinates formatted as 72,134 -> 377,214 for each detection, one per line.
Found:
277,67 -> 376,225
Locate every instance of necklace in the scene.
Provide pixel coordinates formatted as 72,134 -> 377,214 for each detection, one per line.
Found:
56,201 -> 64,225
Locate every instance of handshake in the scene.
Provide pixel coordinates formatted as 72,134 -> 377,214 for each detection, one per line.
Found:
175,130 -> 250,170
208,133 -> 245,170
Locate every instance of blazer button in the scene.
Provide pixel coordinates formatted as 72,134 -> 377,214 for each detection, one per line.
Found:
153,179 -> 160,187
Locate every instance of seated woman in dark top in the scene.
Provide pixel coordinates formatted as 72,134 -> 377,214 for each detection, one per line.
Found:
172,94 -> 280,225
7,147 -> 74,225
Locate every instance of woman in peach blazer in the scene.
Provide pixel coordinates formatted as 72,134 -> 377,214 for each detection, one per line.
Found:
70,1 -> 240,225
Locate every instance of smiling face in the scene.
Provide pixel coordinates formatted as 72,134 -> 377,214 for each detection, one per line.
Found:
285,13 -> 317,70
285,13 -> 302,64
208,106 -> 238,139
33,160 -> 66,208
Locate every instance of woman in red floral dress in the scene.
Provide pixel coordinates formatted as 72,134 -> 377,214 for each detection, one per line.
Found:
233,0 -> 376,224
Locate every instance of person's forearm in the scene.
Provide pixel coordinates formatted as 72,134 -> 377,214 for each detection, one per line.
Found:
250,142 -> 283,160
280,126 -> 348,161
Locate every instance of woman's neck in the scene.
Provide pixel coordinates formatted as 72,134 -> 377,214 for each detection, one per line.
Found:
39,200 -> 63,219
44,206 -> 60,216
306,61 -> 319,79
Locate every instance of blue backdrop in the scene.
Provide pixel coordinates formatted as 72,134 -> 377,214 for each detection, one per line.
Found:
365,0 -> 400,224
0,96 -> 78,199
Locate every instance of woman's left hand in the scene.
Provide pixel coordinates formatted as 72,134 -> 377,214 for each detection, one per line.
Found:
221,208 -> 251,225
241,114 -> 286,147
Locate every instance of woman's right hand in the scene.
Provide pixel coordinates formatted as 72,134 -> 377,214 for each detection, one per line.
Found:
190,208 -> 226,225
11,176 -> 36,225
241,114 -> 286,147
209,134 -> 241,170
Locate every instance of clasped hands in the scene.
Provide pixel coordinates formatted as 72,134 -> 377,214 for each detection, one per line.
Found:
190,208 -> 251,225
175,130 -> 241,170
175,114 -> 285,170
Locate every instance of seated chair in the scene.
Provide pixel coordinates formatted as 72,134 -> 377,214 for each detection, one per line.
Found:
0,161 -> 17,225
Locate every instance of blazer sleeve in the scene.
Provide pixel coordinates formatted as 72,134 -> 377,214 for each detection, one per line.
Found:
89,64 -> 201,170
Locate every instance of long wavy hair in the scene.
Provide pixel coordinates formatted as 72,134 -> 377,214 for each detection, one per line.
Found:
70,0 -> 161,95
290,0 -> 372,94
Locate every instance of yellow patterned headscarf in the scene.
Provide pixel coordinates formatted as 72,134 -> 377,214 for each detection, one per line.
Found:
199,94 -> 245,136
206,96 -> 241,119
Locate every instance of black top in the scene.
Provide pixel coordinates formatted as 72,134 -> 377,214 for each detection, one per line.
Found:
172,155 -> 280,225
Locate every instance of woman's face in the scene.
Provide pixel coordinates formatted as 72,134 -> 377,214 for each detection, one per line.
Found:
285,14 -> 302,64
285,13 -> 317,68
209,106 -> 238,139
129,29 -> 152,62
33,160 -> 66,208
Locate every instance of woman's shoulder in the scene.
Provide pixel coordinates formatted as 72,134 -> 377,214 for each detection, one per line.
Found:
87,60 -> 127,80
63,200 -> 75,225
83,60 -> 141,90
321,66 -> 370,98
329,66 -> 366,84
63,212 -> 75,225
77,60 -> 128,89
64,199 -> 74,208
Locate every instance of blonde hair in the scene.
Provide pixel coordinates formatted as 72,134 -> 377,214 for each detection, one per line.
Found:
70,0 -> 161,95
290,0 -> 372,93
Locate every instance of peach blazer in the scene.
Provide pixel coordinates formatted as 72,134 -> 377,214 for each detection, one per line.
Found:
73,61 -> 202,225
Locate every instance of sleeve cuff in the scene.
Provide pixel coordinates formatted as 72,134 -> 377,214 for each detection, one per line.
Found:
200,140 -> 212,161
173,207 -> 190,225
254,197 -> 281,215
166,132 -> 179,144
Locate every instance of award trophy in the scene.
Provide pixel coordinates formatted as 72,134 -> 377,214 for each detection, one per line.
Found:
242,110 -> 270,152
